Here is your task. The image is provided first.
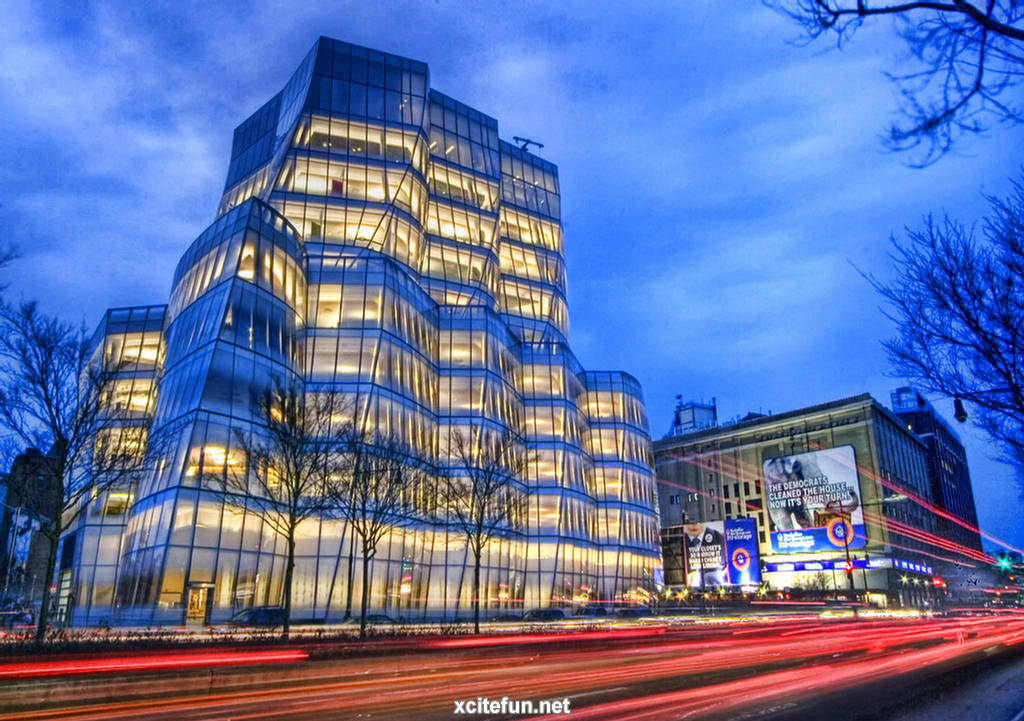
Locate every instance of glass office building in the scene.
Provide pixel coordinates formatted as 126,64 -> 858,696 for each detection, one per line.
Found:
60,38 -> 662,625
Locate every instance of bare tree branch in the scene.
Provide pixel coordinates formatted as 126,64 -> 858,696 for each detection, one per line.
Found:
437,428 -> 528,632
864,177 -> 1024,480
768,0 -> 1024,163
330,430 -> 428,638
0,301 -> 151,640
224,379 -> 351,636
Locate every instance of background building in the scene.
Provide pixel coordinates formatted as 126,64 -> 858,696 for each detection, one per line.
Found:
60,37 -> 662,626
0,450 -> 59,611
667,397 -> 717,437
56,306 -> 165,625
654,394 -> 962,607
890,387 -> 986,603
890,387 -> 982,552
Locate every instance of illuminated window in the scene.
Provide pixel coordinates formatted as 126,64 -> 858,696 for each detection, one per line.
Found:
238,244 -> 256,280
102,491 -> 132,516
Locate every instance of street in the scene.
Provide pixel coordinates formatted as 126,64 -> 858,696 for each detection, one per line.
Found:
777,645 -> 1024,721
2,612 -> 1023,720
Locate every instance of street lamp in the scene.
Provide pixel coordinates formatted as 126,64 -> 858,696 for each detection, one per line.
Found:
950,390 -> 1011,423
953,396 -> 968,423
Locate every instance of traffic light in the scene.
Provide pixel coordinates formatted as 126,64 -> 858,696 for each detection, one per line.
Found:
844,560 -> 853,574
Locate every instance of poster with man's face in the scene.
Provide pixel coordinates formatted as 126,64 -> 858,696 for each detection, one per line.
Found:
684,518 -> 760,587
763,445 -> 865,554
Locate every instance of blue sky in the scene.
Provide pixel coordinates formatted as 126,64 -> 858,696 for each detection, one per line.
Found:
2,1 -> 1022,550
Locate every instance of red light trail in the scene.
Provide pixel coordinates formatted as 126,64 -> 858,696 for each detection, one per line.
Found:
3,614 -> 1023,720
0,649 -> 309,679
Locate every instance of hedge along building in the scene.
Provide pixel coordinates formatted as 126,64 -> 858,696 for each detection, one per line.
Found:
60,38 -> 663,626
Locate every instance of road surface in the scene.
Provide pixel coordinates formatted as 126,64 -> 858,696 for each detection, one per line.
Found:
2,611 -> 1023,720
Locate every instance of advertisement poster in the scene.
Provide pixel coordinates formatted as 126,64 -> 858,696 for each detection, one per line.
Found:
684,518 -> 761,587
763,445 -> 865,554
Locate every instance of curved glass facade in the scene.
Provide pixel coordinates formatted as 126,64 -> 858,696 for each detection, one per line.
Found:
64,37 -> 661,625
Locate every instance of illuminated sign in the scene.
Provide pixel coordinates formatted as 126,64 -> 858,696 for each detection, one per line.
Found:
684,518 -> 761,587
893,558 -> 933,575
764,557 -> 930,574
764,445 -> 866,555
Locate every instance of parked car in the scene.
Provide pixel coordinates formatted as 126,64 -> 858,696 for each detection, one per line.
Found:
574,605 -> 609,618
0,598 -> 34,629
341,614 -> 398,625
488,613 -> 523,622
365,614 -> 397,625
523,608 -> 565,622
616,605 -> 654,618
225,606 -> 286,627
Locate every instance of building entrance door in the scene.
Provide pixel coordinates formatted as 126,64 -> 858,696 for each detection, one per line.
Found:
186,584 -> 212,625
55,570 -> 73,626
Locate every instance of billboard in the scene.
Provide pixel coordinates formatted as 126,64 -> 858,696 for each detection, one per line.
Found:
763,445 -> 865,554
684,518 -> 761,587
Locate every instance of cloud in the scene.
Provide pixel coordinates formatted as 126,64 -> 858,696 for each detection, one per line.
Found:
0,0 -> 1020,545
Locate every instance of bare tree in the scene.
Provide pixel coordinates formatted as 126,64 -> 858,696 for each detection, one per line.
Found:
226,380 -> 350,637
0,244 -> 16,285
0,302 -> 146,641
769,1 -> 1024,163
333,431 -> 426,639
438,429 -> 527,633
870,179 -> 1024,476
795,571 -> 831,592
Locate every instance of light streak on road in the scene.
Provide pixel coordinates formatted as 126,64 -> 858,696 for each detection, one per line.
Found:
0,649 -> 309,679
3,613 -> 1024,721
424,626 -> 667,647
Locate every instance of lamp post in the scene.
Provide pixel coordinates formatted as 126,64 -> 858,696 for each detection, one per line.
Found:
3,505 -> 21,596
826,499 -> 856,598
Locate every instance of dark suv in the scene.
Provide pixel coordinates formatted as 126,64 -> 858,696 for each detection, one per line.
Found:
616,605 -> 654,618
226,606 -> 286,627
523,608 -> 565,622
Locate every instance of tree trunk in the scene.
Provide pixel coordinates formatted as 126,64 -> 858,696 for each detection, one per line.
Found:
34,532 -> 58,643
359,544 -> 371,640
344,524 -> 355,620
473,547 -> 481,634
282,529 -> 295,639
